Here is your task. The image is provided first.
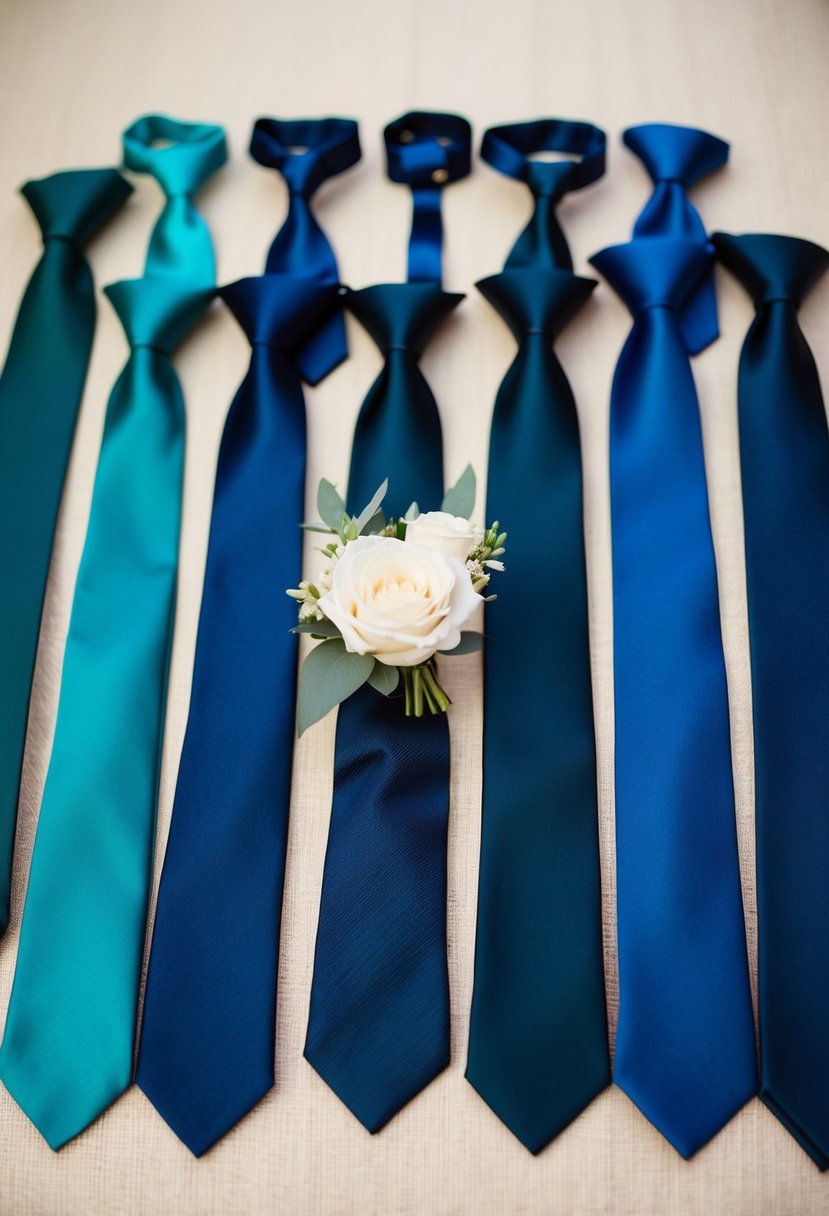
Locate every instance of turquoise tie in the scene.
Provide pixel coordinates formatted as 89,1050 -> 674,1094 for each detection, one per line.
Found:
0,115 -> 227,1150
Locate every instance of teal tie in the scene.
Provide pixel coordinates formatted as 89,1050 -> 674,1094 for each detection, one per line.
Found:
0,115 -> 227,1150
0,168 -> 131,936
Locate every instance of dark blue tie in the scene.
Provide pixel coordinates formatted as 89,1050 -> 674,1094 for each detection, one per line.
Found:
466,118 -> 610,1154
481,119 -> 606,270
250,116 -> 361,383
624,123 -> 728,354
713,231 -> 829,1170
590,235 -> 757,1158
304,112 -> 469,1132
136,118 -> 359,1156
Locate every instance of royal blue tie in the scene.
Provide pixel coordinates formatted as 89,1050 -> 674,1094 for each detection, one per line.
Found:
304,112 -> 469,1132
713,231 -> 829,1169
0,167 -> 131,936
466,118 -> 610,1154
590,235 -> 757,1158
624,123 -> 728,354
250,117 -> 361,382
136,118 -> 359,1155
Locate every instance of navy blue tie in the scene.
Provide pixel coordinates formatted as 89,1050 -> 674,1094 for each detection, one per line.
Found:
250,116 -> 361,383
713,231 -> 829,1169
304,112 -> 469,1132
136,118 -> 359,1156
624,123 -> 728,354
590,235 -> 757,1158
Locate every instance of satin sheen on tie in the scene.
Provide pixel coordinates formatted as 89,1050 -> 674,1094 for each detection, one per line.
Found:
0,115 -> 226,1150
590,235 -> 757,1158
136,115 -> 358,1156
304,112 -> 468,1132
0,168 -> 131,936
466,269 -> 610,1152
712,231 -> 829,1170
466,116 -> 609,1153
624,123 -> 728,354
480,119 -> 606,271
250,117 -> 361,383
136,275 -> 338,1156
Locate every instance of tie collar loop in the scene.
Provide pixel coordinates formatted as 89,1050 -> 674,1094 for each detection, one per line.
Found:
481,119 -> 606,196
122,114 -> 227,199
250,117 -> 361,197
384,112 -> 472,188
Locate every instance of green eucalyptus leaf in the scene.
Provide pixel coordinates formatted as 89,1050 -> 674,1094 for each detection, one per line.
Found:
404,501 -> 420,521
361,507 -> 386,536
290,620 -> 341,638
440,465 -> 476,518
300,523 -> 337,534
367,663 -> 400,696
317,479 -> 346,531
439,630 -> 484,656
354,479 -> 389,534
297,640 -> 374,736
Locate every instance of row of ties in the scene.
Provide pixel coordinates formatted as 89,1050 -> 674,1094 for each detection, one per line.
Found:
0,111 -> 826,1167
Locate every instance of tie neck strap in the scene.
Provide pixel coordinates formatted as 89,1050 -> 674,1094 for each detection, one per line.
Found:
384,111 -> 472,286
385,111 -> 472,188
250,117 -> 361,197
123,115 -> 227,199
712,232 -> 829,309
481,118 -> 606,200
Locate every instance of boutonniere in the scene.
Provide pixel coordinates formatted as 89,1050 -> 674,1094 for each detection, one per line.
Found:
287,467 -> 506,734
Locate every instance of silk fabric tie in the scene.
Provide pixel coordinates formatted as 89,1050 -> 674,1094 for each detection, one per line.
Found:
590,235 -> 757,1157
0,167 -> 131,936
713,231 -> 829,1169
250,117 -> 361,382
304,111 -> 468,1132
0,115 -> 227,1150
481,119 -> 606,271
466,118 -> 609,1154
624,123 -> 728,354
137,117 -> 359,1156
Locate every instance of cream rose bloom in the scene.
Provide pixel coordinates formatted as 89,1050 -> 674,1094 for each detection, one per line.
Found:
318,534 -> 480,666
404,511 -> 478,561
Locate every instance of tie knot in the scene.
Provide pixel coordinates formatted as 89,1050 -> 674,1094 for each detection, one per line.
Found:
249,116 -> 361,199
220,275 -> 339,358
712,232 -> 829,309
526,162 -> 574,201
477,267 -> 596,341
346,282 -> 463,358
590,237 -> 712,317
624,123 -> 729,190
122,114 -> 227,200
384,112 -> 472,188
104,278 -> 213,354
22,168 -> 132,247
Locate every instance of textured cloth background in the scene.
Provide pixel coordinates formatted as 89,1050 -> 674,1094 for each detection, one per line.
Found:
0,0 -> 828,1211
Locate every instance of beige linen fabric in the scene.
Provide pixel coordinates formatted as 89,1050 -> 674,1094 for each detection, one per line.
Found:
0,0 -> 828,1211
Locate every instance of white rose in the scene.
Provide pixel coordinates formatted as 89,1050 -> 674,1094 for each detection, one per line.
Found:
404,511 -> 477,561
318,534 -> 480,666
